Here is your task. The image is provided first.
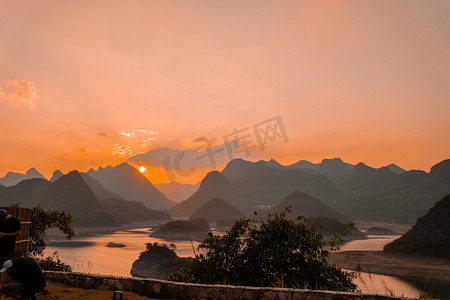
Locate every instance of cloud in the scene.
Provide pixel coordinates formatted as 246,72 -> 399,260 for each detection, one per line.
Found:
127,138 -> 263,171
98,131 -> 115,137
0,80 -> 39,109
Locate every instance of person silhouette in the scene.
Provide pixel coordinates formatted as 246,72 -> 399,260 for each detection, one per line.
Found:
0,209 -> 21,265
1,251 -> 46,300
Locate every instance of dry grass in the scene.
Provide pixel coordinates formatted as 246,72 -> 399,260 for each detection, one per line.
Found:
1,285 -> 160,300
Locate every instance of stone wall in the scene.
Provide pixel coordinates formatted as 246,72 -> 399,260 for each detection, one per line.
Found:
43,271 -> 418,300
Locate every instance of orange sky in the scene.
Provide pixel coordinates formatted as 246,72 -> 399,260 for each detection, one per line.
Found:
0,1 -> 449,183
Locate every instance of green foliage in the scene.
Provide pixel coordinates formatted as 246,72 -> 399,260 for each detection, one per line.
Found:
36,251 -> 72,272
30,205 -> 75,256
171,208 -> 356,291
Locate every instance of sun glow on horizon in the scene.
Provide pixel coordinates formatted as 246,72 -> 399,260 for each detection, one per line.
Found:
139,166 -> 146,173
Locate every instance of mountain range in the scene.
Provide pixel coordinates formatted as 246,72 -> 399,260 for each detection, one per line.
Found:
1,157 -> 448,224
87,163 -> 175,210
170,161 -> 339,217
267,191 -> 350,224
0,168 -> 46,186
171,158 -> 450,221
0,169 -> 171,227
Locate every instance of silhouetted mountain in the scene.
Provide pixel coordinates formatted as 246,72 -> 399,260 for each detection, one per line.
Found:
102,198 -> 171,222
171,161 -> 340,217
0,178 -> 50,206
269,191 -> 350,224
289,160 -> 320,170
307,217 -> 366,241
430,159 -> 450,184
365,227 -> 398,235
384,164 -> 406,174
150,218 -> 210,241
81,171 -> 172,223
189,198 -> 244,222
79,173 -> 124,201
155,182 -> 200,202
318,158 -> 354,186
0,168 -> 46,186
221,158 -> 255,181
87,163 -> 175,210
50,170 -> 64,182
384,194 -> 450,259
330,159 -> 450,220
342,163 -> 397,192
33,171 -> 120,226
265,159 -> 285,169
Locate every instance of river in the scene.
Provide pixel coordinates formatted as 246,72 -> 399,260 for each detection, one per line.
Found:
43,228 -> 450,298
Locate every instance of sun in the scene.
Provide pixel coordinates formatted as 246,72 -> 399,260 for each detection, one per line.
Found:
139,166 -> 146,173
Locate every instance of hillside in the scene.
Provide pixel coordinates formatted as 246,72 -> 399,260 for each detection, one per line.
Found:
150,218 -> 211,241
87,163 -> 175,210
170,161 -> 339,217
330,159 -> 450,220
102,198 -> 171,222
307,217 -> 366,241
384,194 -> 450,259
0,168 -> 47,186
32,171 -> 120,226
269,191 -> 350,224
342,163 -> 397,192
155,181 -> 200,202
189,198 -> 244,222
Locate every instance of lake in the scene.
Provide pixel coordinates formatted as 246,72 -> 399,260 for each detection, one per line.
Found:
44,228 -> 450,298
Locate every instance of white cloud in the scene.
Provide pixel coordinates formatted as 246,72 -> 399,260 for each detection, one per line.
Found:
0,80 -> 39,110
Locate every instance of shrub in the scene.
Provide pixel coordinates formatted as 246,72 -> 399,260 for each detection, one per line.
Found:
170,208 -> 356,291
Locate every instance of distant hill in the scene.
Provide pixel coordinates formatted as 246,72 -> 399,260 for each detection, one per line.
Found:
50,170 -> 64,182
0,168 -> 47,186
150,219 -> 210,241
384,194 -> 450,260
87,163 -> 175,210
189,198 -> 244,222
155,182 -> 200,202
0,178 -> 50,206
365,227 -> 398,235
330,159 -> 450,220
384,164 -> 406,174
79,173 -> 124,201
307,217 -> 366,241
221,158 -> 255,181
170,161 -> 340,217
289,160 -> 320,170
0,171 -> 171,227
318,158 -> 354,186
102,198 -> 171,222
32,171 -> 120,226
269,191 -> 350,224
342,163 -> 397,192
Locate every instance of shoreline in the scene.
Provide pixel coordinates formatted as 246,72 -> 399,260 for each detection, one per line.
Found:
46,220 -> 160,239
329,250 -> 450,283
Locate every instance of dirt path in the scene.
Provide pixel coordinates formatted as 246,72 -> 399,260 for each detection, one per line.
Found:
329,251 -> 450,283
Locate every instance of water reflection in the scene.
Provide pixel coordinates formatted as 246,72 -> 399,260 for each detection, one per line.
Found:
43,228 -> 450,298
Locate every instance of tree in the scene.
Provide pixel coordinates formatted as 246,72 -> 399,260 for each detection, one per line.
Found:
30,205 -> 75,256
170,209 -> 356,291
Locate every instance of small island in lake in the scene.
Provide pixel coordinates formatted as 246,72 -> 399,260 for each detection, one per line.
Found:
149,218 -> 211,241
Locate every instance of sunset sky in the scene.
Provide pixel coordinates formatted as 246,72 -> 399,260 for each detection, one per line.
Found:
1,1 -> 449,184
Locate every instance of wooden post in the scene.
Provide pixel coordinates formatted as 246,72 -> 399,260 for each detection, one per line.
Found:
0,206 -> 32,257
